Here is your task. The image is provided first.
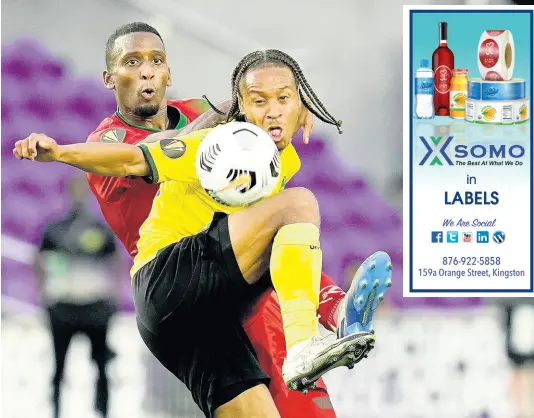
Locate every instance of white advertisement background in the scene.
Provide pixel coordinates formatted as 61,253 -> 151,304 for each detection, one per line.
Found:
411,121 -> 531,292
403,6 -> 534,298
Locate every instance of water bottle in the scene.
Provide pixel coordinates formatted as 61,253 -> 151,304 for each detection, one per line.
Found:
415,59 -> 435,119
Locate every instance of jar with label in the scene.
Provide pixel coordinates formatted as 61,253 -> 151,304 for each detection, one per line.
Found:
450,69 -> 468,119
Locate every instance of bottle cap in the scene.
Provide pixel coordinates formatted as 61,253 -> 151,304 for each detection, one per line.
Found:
439,22 -> 448,38
453,68 -> 469,73
421,59 -> 429,68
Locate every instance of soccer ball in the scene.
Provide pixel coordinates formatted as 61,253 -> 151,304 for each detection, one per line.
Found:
195,122 -> 282,207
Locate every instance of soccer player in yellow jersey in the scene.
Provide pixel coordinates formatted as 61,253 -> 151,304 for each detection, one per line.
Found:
15,49 -> 393,418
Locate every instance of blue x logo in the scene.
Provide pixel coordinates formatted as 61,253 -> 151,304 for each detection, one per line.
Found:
419,136 -> 454,166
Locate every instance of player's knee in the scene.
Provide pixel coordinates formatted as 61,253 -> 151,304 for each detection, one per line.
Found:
214,384 -> 280,418
280,187 -> 319,226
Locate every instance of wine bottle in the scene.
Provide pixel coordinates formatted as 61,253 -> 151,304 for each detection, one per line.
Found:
432,22 -> 455,116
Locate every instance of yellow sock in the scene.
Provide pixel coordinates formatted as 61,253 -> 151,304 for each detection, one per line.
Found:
270,223 -> 322,351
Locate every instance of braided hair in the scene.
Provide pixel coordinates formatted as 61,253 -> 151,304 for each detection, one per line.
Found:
204,49 -> 343,134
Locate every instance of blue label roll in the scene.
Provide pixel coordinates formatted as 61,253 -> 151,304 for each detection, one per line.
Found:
468,78 -> 526,101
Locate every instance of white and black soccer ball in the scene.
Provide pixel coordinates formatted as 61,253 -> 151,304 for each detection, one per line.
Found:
195,122 -> 282,207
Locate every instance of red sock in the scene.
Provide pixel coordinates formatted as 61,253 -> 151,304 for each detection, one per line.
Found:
318,272 -> 345,332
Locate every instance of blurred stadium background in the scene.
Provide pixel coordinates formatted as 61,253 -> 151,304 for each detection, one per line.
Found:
2,0 -> 533,417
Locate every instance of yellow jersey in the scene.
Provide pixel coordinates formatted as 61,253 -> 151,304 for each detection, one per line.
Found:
131,128 -> 301,277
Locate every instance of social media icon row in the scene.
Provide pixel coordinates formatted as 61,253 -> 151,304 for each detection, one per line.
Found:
431,231 -> 505,244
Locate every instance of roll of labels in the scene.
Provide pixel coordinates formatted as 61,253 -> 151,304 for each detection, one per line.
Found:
468,78 -> 525,101
465,30 -> 529,125
465,97 -> 528,125
478,30 -> 515,81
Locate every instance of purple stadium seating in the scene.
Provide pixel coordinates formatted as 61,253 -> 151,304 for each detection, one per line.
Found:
1,81 -> 28,113
1,258 -> 39,305
1,38 -> 65,81
1,38 -> 481,310
62,77 -> 116,121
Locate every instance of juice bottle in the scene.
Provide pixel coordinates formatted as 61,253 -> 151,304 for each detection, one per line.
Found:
432,22 -> 455,116
450,69 -> 468,119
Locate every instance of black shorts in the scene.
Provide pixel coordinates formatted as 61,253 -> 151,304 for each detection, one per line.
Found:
133,212 -> 270,417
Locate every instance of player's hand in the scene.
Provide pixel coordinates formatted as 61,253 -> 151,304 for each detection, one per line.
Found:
298,106 -> 314,144
13,133 -> 60,162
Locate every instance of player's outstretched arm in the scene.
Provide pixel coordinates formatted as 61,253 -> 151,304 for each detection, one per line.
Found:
13,133 -> 150,177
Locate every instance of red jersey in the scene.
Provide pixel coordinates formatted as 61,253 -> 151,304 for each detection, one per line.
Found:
86,98 -> 210,257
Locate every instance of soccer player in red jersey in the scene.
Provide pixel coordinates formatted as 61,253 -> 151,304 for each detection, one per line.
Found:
18,23 -> 392,417
86,95 -> 214,258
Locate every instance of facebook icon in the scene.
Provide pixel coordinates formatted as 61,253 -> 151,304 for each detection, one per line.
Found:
431,231 -> 443,243
477,231 -> 489,243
